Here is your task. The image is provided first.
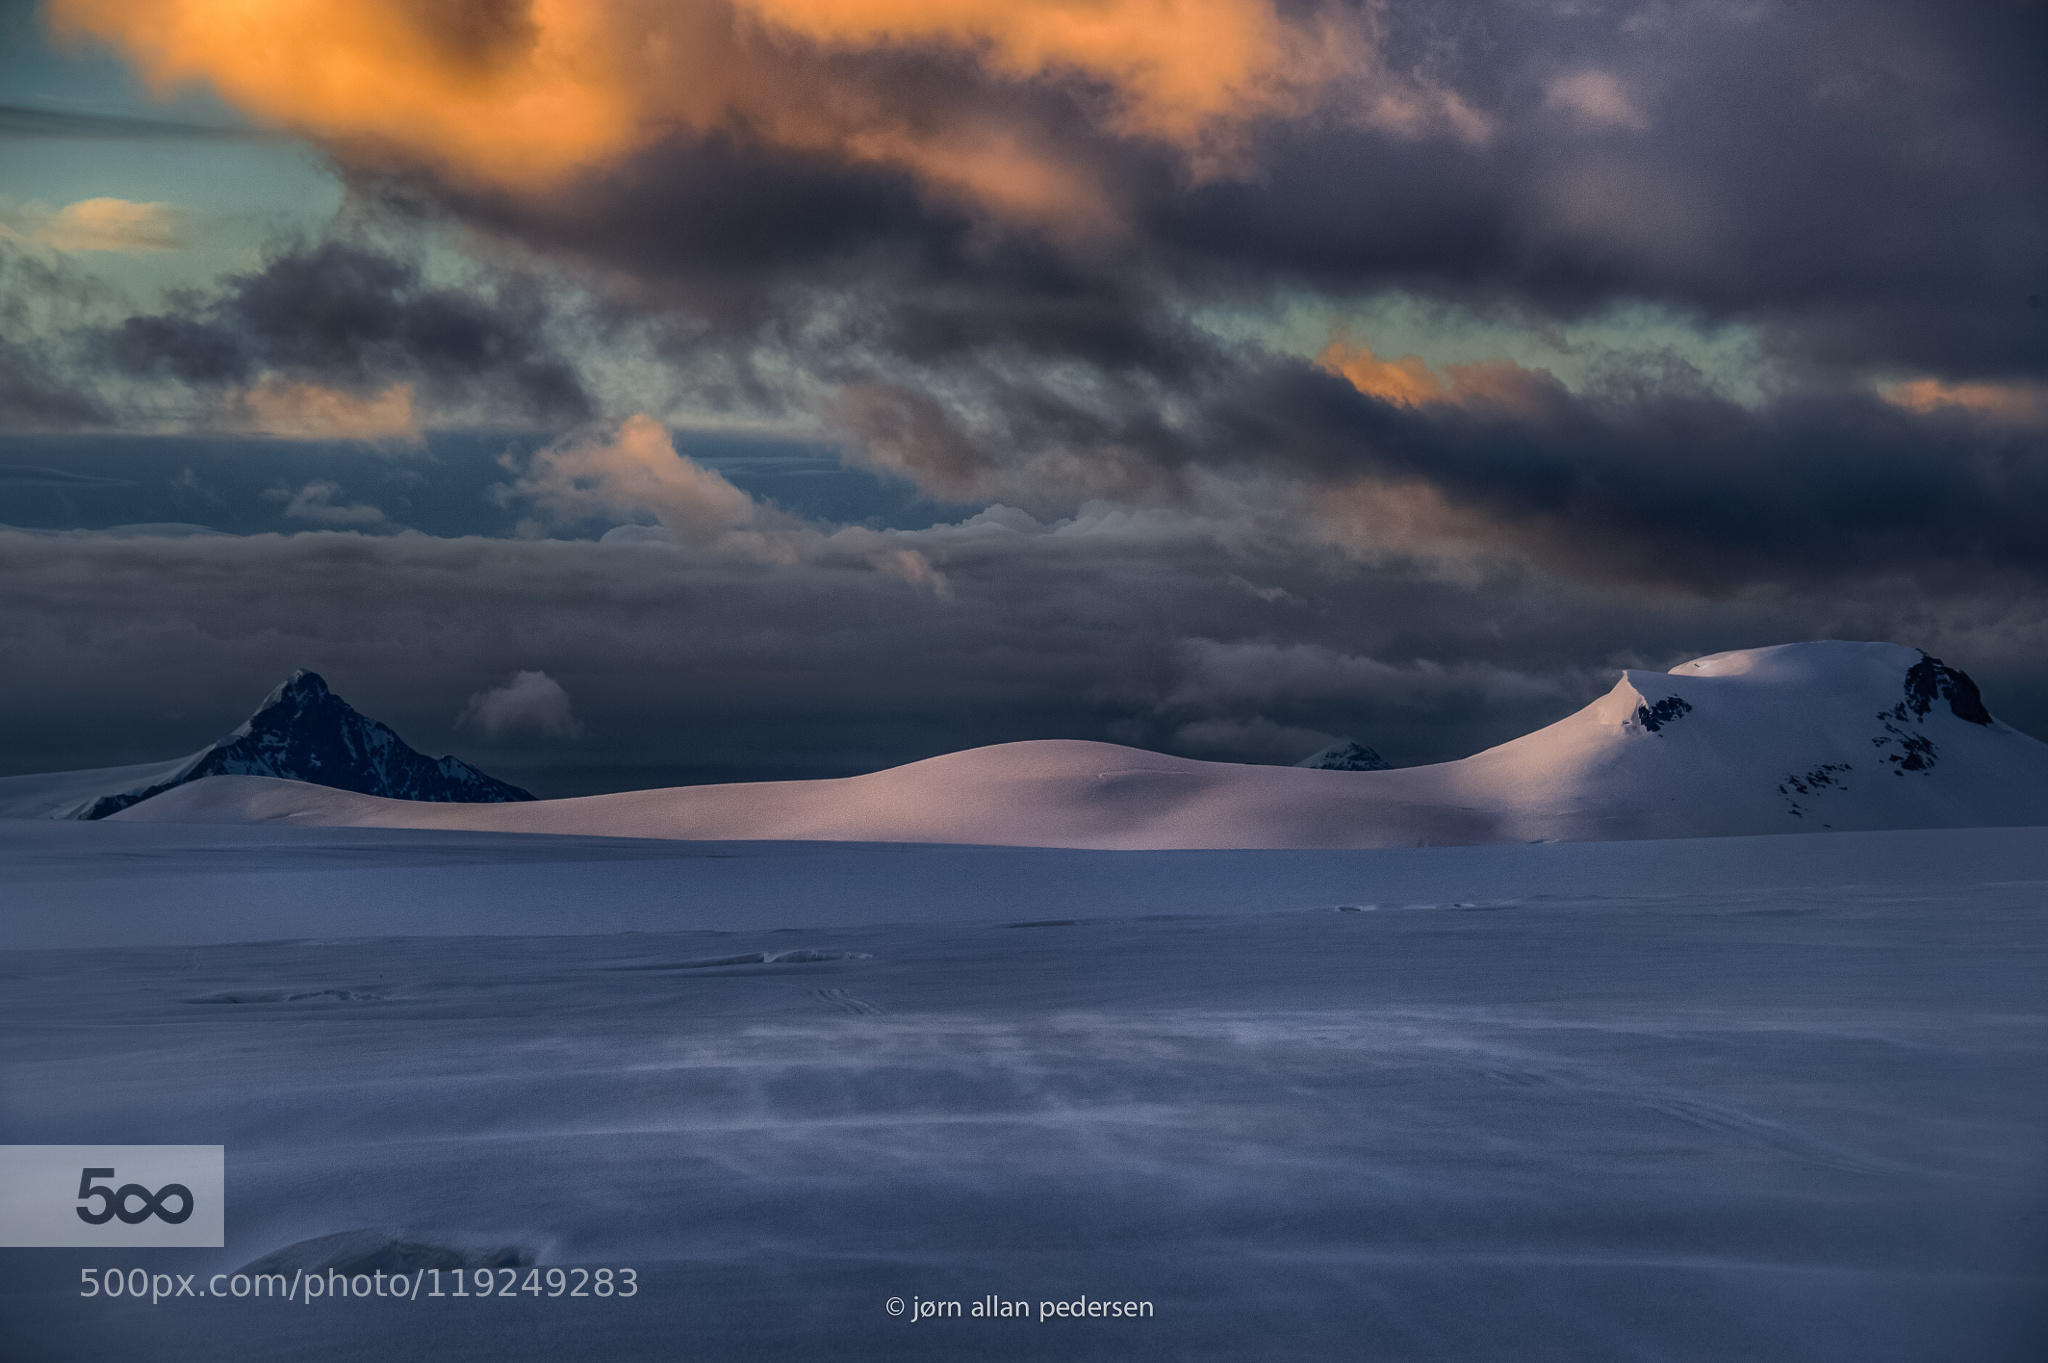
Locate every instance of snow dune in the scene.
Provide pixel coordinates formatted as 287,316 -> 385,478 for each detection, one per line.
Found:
108,642 -> 2048,848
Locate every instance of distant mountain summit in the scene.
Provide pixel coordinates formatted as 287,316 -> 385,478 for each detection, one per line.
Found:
1295,740 -> 1392,771
73,671 -> 531,819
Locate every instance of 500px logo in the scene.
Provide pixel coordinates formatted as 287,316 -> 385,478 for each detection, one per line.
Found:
1,1146 -> 223,1247
75,1168 -> 195,1226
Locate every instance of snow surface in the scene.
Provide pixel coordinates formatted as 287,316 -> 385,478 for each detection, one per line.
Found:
5,640 -> 2045,1359
1,819 -> 2044,1361
108,642 -> 2048,848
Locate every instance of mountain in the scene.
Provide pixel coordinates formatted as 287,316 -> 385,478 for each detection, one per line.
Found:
0,671 -> 531,819
1295,740 -> 1392,771
104,642 -> 2048,849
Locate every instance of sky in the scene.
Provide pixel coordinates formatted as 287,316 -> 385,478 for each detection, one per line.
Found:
1,0 -> 2044,796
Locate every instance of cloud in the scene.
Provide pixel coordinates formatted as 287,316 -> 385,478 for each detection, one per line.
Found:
503,414 -> 766,544
1317,336 -> 1564,415
0,101 -> 269,140
48,0 -> 1478,227
1241,359 -> 2048,590
1316,337 -> 1446,407
11,0 -> 2046,722
868,544 -> 952,598
1542,70 -> 1650,131
1166,715 -> 1337,763
260,2 -> 2042,598
737,0 -> 1396,151
497,413 -> 958,592
0,464 -> 132,488
99,240 -> 590,431
39,1 -> 2043,459
263,480 -> 391,526
812,323 -> 2048,594
235,380 -> 421,443
7,520 -> 2048,789
12,198 -> 184,253
0,335 -> 101,427
458,669 -> 583,741
39,0 -> 2047,393
0,247 -> 107,428
1165,639 -> 1570,714
1880,377 -> 2048,430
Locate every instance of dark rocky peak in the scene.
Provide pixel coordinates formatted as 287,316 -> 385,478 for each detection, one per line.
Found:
1903,654 -> 1993,726
78,671 -> 532,818
1296,740 -> 1393,771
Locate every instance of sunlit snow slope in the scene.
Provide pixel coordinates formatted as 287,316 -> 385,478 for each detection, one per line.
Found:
108,642 -> 2048,848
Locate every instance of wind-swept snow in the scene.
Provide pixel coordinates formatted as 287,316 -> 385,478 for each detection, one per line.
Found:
2,819 -> 2044,1361
109,642 -> 2048,848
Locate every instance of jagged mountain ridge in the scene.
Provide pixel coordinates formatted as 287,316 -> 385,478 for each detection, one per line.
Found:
108,641 -> 2048,849
69,672 -> 531,819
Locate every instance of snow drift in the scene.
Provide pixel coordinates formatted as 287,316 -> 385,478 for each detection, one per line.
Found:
92,642 -> 2048,849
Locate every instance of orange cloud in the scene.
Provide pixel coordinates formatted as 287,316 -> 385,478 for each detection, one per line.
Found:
48,0 -> 646,188
506,413 -> 765,545
1318,338 -> 1447,405
233,379 -> 421,443
7,197 -> 183,252
48,0 -> 1475,227
743,0 -> 1344,145
1318,337 -> 1559,416
501,414 -> 956,590
1881,377 -> 2048,429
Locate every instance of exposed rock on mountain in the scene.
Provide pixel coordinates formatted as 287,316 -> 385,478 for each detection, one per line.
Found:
29,671 -> 532,819
1295,740 -> 1393,771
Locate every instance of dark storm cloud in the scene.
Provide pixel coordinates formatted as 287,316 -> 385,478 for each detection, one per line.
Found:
369,127 -> 1201,380
1209,362 -> 2048,588
4,523 -> 2046,791
0,335 -> 103,427
264,1 -> 2041,604
41,0 -> 2041,440
102,241 -> 592,425
0,249 -> 106,428
1145,0 -> 2048,378
13,0 -> 2048,776
338,1 -> 2048,380
817,336 -> 2048,593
